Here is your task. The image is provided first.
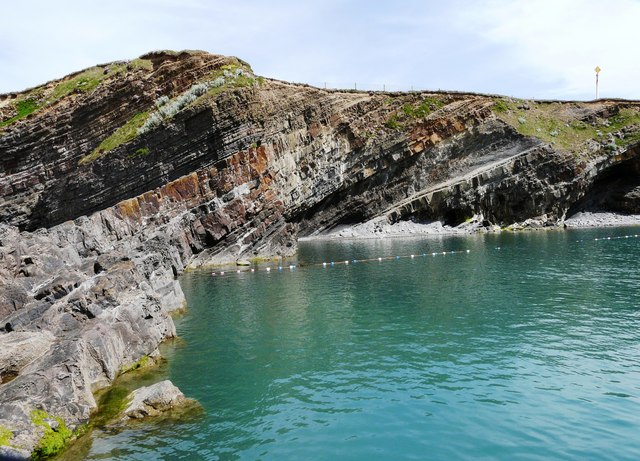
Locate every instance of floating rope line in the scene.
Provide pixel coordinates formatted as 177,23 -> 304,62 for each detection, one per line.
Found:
577,233 -> 640,243
211,249 -> 472,277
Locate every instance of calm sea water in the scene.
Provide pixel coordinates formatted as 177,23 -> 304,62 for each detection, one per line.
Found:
80,228 -> 640,460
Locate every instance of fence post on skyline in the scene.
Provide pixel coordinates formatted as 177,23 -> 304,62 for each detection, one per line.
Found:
595,66 -> 601,99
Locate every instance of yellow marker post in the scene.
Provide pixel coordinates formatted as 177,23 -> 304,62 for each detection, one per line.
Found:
595,66 -> 601,99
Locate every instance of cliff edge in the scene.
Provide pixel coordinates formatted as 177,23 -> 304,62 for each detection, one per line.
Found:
1,50 -> 639,456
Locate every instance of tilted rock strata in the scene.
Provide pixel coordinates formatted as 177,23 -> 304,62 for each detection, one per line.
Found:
1,50 -> 640,455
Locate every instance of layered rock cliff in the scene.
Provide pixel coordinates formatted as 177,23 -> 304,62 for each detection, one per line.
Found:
1,50 -> 639,456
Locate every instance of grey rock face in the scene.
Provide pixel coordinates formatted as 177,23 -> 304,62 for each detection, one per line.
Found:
0,331 -> 54,384
0,212 -> 185,453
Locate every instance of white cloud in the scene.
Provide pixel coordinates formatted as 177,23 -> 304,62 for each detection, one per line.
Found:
457,0 -> 640,99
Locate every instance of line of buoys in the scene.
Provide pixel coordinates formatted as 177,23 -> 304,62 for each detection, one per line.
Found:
318,249 -> 471,268
210,248 -> 472,276
577,233 -> 640,243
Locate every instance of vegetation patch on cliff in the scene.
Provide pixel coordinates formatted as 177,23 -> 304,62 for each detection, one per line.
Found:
31,409 -> 73,460
0,98 -> 38,128
0,58 -> 152,131
47,67 -> 106,103
385,96 -> 447,130
138,60 -> 256,134
492,99 -> 640,153
78,59 -> 260,164
80,111 -> 151,164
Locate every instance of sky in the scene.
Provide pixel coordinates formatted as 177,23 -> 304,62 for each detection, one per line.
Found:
1,0 -> 639,100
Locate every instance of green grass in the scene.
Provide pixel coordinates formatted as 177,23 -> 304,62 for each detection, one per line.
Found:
80,111 -> 150,164
47,67 -> 106,104
492,99 -> 509,113
194,61 -> 260,105
609,109 -> 640,147
31,409 -> 73,460
128,58 -> 153,71
401,97 -> 445,119
1,58 -> 153,131
233,75 -> 256,88
492,99 -> 640,153
0,98 -> 39,128
0,425 -> 12,446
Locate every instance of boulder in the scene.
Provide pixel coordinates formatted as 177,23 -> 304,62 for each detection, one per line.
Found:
122,380 -> 198,420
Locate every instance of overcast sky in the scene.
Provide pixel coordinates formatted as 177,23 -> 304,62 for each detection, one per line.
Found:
1,0 -> 638,100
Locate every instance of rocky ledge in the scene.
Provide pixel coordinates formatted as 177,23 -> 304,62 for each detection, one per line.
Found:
1,50 -> 640,457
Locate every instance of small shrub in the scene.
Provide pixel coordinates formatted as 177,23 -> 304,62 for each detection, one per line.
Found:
154,96 -> 170,108
493,99 -> 509,113
210,77 -> 225,88
402,103 -> 416,117
386,114 -> 402,130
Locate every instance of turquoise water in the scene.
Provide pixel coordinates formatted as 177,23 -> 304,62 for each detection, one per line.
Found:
84,228 -> 640,460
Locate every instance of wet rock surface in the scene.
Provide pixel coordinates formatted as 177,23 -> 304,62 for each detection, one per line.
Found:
1,50 -> 640,456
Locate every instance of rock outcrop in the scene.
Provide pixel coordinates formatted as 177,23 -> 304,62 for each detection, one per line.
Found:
121,380 -> 199,420
1,50 -> 639,456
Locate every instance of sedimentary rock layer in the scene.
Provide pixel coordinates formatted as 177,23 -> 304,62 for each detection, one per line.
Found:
1,50 -> 639,455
